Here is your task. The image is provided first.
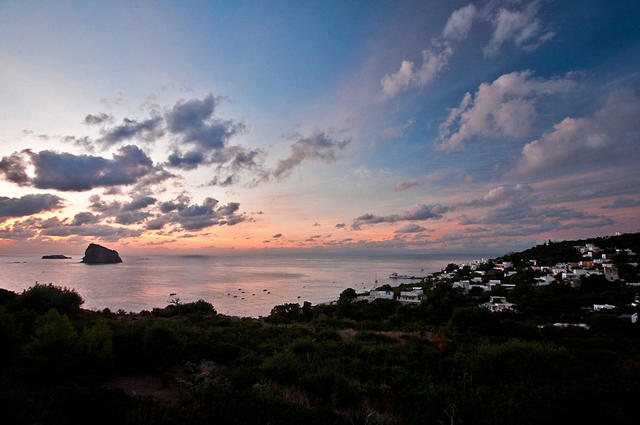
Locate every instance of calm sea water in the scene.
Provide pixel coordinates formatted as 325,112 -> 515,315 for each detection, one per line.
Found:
1,252 -> 483,317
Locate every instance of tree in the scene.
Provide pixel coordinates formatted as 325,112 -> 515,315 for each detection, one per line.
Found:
338,288 -> 357,305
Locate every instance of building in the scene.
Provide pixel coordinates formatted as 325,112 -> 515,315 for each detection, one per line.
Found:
398,288 -> 425,304
480,296 -> 516,312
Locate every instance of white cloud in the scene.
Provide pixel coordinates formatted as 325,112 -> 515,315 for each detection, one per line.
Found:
442,4 -> 477,41
484,1 -> 552,57
515,90 -> 640,176
437,70 -> 574,150
381,60 -> 414,99
381,43 -> 454,99
380,4 -> 472,99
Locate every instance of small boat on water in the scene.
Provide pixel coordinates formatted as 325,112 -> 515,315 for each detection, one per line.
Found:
389,273 -> 418,279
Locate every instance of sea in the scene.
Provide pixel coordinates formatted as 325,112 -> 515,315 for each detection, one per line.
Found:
1,252 -> 486,317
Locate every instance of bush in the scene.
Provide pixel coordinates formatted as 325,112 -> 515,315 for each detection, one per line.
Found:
18,284 -> 83,316
28,309 -> 78,374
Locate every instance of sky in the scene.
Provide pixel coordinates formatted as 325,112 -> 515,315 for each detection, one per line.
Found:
1,0 -> 639,255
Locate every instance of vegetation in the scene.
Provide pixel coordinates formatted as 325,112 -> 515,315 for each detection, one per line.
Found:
0,234 -> 639,424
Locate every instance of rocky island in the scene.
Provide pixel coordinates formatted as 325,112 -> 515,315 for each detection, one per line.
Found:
41,255 -> 71,259
81,243 -> 122,264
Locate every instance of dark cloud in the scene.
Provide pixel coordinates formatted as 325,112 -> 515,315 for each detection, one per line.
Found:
0,151 -> 30,185
395,224 -> 427,233
114,211 -> 152,225
159,94 -> 261,182
29,145 -> 156,191
122,196 -> 156,211
335,223 -> 346,228
0,194 -> 64,220
272,132 -> 351,180
40,223 -> 142,241
167,150 -> 205,170
99,116 -> 164,146
273,233 -> 282,239
352,203 -> 449,229
394,180 -> 420,191
70,212 -> 100,226
208,175 -> 235,187
86,194 -> 157,226
163,94 -> 246,171
0,219 -> 37,240
84,113 -> 113,125
147,196 -> 245,231
166,94 -> 220,135
602,198 -> 640,209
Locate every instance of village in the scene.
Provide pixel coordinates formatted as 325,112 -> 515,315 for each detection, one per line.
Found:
354,239 -> 640,324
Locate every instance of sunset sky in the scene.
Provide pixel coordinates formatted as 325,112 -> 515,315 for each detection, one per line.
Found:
1,0 -> 639,254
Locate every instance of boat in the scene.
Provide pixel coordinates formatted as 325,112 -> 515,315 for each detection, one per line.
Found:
389,273 -> 419,279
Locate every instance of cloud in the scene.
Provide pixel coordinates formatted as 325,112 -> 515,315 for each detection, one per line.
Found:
164,93 -> 245,162
70,212 -> 100,226
394,224 -> 427,233
122,196 -> 157,211
382,119 -> 414,139
463,184 -> 535,208
166,150 -> 205,170
602,198 -> 640,209
394,180 -> 420,192
271,131 -> 350,180
84,113 -> 113,125
0,194 -> 64,220
442,4 -> 476,41
0,151 -> 30,185
160,94 -> 265,183
381,1 -> 558,98
113,211 -> 152,225
456,184 -> 615,232
272,233 -> 282,238
146,196 -> 245,231
381,4 -> 477,99
40,222 -> 142,241
484,1 -> 553,57
381,45 -> 453,98
335,223 -> 346,228
26,145 -> 158,191
437,70 -> 573,150
352,203 -> 449,229
208,175 -> 235,187
99,116 -> 164,146
514,90 -> 640,177
426,171 -> 445,182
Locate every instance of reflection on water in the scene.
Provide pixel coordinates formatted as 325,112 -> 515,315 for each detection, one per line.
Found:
0,253 -> 482,317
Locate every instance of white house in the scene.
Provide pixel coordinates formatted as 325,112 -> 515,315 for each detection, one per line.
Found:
398,289 -> 425,304
480,296 -> 516,312
603,264 -> 619,282
469,284 -> 490,292
453,280 -> 470,292
593,304 -> 616,311
535,275 -> 555,286
369,290 -> 394,301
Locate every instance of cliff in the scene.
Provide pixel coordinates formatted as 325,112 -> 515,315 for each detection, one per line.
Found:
81,243 -> 122,264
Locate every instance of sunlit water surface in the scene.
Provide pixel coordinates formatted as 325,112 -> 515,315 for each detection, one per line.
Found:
1,253 -> 485,317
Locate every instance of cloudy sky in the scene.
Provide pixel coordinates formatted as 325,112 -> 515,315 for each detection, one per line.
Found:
1,0 -> 639,254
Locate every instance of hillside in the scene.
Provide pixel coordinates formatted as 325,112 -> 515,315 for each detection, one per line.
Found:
0,233 -> 639,424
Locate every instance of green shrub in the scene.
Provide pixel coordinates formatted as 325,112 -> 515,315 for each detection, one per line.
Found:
18,283 -> 83,316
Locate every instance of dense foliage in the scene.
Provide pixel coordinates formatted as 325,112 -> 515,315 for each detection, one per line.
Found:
1,234 -> 639,424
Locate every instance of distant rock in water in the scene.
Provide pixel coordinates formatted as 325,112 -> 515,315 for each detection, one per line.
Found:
42,255 -> 71,259
82,243 -> 122,264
